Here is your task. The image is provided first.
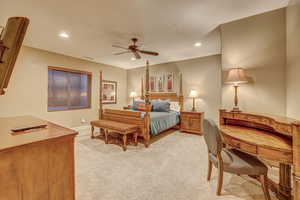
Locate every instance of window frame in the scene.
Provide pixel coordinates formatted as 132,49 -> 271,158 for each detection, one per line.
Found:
47,66 -> 92,112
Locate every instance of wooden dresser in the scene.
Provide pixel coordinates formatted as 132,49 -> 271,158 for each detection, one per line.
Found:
180,111 -> 204,134
0,116 -> 78,200
219,110 -> 300,200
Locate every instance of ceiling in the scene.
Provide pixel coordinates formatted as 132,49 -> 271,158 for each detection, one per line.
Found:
1,0 -> 289,69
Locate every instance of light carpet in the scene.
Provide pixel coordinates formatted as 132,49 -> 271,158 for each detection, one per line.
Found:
75,130 -> 276,200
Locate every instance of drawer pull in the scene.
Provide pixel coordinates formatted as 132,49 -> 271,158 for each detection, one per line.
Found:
225,137 -> 257,154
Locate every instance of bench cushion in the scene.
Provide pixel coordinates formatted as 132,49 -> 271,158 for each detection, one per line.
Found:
90,120 -> 138,133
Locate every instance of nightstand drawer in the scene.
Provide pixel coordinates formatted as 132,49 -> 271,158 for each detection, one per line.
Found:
181,113 -> 201,119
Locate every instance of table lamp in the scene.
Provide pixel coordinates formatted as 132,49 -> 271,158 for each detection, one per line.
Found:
189,90 -> 198,112
225,68 -> 248,112
129,91 -> 138,104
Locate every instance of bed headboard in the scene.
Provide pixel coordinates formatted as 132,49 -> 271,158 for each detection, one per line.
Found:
141,92 -> 183,106
147,92 -> 179,101
141,61 -> 184,111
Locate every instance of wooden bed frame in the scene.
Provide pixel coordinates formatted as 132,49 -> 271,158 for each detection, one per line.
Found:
99,61 -> 184,147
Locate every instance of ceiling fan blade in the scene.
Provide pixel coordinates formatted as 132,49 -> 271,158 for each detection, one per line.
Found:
112,45 -> 129,50
114,51 -> 131,55
139,50 -> 159,56
133,51 -> 141,59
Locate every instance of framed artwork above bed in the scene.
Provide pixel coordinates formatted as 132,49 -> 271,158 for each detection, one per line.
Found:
146,72 -> 174,92
102,80 -> 117,104
166,72 -> 174,92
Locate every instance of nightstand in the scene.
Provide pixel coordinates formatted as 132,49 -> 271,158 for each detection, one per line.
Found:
180,111 -> 204,135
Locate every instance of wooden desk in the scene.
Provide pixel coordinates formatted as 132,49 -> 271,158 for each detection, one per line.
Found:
220,110 -> 300,200
0,116 -> 78,200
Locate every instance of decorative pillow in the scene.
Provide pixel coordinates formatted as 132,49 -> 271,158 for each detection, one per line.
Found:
137,104 -> 152,112
170,102 -> 181,112
132,100 -> 145,110
151,100 -> 170,112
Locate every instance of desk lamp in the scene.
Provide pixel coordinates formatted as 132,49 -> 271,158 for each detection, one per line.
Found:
225,68 -> 248,112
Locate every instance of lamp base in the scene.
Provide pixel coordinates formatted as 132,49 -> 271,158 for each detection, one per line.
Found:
231,107 -> 242,113
191,108 -> 196,112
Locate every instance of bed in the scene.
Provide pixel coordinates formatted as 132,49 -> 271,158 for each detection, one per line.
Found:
99,61 -> 184,147
146,111 -> 180,136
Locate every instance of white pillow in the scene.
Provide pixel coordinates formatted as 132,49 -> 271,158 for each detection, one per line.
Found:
170,102 -> 180,112
134,98 -> 145,102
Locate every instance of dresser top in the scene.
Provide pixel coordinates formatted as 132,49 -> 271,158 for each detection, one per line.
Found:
0,116 -> 78,152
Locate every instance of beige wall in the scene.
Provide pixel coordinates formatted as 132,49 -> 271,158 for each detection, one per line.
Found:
220,8 -> 287,115
1,7 -> 295,128
0,46 -> 127,127
286,0 -> 300,119
127,55 -> 222,122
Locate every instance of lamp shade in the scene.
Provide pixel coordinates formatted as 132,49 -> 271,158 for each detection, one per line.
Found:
189,90 -> 198,98
225,68 -> 248,84
130,91 -> 137,98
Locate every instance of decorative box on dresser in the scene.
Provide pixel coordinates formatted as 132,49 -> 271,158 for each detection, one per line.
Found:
123,105 -> 131,110
0,116 -> 78,200
180,111 -> 204,135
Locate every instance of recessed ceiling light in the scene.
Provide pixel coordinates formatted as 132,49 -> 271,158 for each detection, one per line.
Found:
131,57 -> 136,61
194,42 -> 202,47
59,32 -> 69,38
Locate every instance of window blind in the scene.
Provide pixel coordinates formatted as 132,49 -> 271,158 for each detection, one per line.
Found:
48,67 -> 91,111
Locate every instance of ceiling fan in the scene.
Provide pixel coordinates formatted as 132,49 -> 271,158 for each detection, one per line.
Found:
112,38 -> 159,60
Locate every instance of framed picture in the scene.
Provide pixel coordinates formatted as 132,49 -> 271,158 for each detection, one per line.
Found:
148,72 -> 175,92
150,76 -> 156,92
157,73 -> 165,92
102,80 -> 117,104
166,72 -> 174,92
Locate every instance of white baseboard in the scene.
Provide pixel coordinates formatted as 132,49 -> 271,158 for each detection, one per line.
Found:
71,125 -> 91,136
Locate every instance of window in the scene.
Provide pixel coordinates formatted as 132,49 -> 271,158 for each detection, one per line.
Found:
48,67 -> 92,111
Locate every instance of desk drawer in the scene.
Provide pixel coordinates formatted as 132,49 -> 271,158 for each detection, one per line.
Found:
257,147 -> 292,164
225,137 -> 257,154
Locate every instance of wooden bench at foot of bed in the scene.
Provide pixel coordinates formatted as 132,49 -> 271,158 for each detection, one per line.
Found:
100,109 -> 151,147
90,119 -> 139,151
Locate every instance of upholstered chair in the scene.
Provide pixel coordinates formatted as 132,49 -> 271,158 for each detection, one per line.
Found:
202,119 -> 271,200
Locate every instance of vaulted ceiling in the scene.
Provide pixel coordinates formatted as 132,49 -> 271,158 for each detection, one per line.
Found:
1,0 -> 289,69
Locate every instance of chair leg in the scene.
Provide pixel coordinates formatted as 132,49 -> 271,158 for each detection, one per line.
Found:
260,175 -> 271,200
217,166 -> 223,195
207,159 -> 213,181
91,126 -> 95,139
104,129 -> 108,144
216,157 -> 224,196
134,132 -> 138,146
123,134 -> 127,151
